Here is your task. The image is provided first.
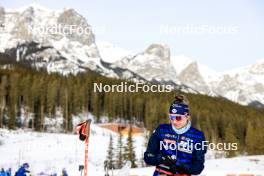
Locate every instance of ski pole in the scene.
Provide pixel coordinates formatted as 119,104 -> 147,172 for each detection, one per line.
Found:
84,119 -> 91,176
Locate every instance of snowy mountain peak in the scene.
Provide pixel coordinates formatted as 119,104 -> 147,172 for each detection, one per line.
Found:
197,62 -> 219,83
211,58 -> 264,105
0,5 -> 106,75
1,4 -> 95,48
249,58 -> 264,75
171,54 -> 219,95
145,43 -> 170,61
171,55 -> 194,74
0,5 -> 153,82
114,43 -> 183,85
57,8 -> 95,45
178,61 -> 212,94
96,41 -> 134,63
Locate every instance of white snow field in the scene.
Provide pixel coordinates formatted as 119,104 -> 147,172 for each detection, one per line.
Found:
0,125 -> 264,176
0,123 -> 146,176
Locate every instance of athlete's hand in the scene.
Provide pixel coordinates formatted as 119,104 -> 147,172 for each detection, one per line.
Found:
161,155 -> 175,166
161,155 -> 178,173
176,163 -> 191,174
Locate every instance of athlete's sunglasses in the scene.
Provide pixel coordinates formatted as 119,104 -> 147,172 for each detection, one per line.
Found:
169,114 -> 188,121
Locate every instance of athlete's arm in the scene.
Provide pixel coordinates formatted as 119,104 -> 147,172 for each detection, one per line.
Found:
144,126 -> 163,166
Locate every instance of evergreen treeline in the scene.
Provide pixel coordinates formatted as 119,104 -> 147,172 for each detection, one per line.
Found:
0,57 -> 264,156
106,127 -> 137,169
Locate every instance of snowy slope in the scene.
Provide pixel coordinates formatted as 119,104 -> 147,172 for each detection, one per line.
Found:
0,110 -> 263,175
96,41 -> 134,63
171,55 -> 194,74
1,127 -> 264,176
0,124 -> 146,176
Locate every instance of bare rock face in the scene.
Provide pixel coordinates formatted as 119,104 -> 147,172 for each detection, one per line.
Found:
0,5 -> 102,71
57,8 -> 95,45
6,6 -> 96,47
115,43 -> 181,85
0,6 -> 5,24
212,59 -> 264,105
178,62 -> 211,94
0,5 -> 152,82
145,44 -> 170,61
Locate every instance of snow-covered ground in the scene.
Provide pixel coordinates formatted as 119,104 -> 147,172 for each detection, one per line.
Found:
0,125 -> 264,176
0,123 -> 146,176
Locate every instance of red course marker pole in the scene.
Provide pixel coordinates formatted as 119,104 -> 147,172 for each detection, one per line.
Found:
84,119 -> 91,176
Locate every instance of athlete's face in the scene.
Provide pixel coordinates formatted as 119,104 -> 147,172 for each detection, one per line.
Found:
170,115 -> 189,129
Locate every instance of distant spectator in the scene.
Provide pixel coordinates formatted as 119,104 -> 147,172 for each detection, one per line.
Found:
15,163 -> 30,176
6,168 -> 11,176
0,168 -> 7,176
61,168 -> 68,176
50,172 -> 57,176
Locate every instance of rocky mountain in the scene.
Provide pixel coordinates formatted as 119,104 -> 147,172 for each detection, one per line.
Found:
170,55 -> 219,95
0,4 -> 263,106
115,44 -> 178,83
0,4 -> 150,82
211,59 -> 264,105
109,43 -> 263,105
114,43 -> 197,92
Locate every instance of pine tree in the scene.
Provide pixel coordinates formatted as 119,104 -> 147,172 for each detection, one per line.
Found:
124,125 -> 137,168
62,85 -> 69,132
106,134 -> 115,169
254,120 -> 264,154
91,92 -> 100,123
39,78 -> 46,132
224,123 -> 239,157
0,75 -> 7,128
115,132 -> 123,169
245,121 -> 255,154
8,74 -> 19,129
46,80 -> 57,118
20,75 -> 32,128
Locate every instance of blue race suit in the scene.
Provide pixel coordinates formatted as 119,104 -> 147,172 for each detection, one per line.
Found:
15,167 -> 29,176
144,124 -> 207,176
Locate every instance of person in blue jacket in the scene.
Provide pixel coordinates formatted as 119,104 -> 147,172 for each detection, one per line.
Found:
61,168 -> 68,176
0,168 -> 7,176
6,168 -> 11,176
15,163 -> 30,176
144,95 -> 207,176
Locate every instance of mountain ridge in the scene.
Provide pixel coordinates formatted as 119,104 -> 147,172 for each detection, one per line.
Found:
0,4 -> 263,107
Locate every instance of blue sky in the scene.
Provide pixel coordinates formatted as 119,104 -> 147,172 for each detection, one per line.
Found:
1,0 -> 263,71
